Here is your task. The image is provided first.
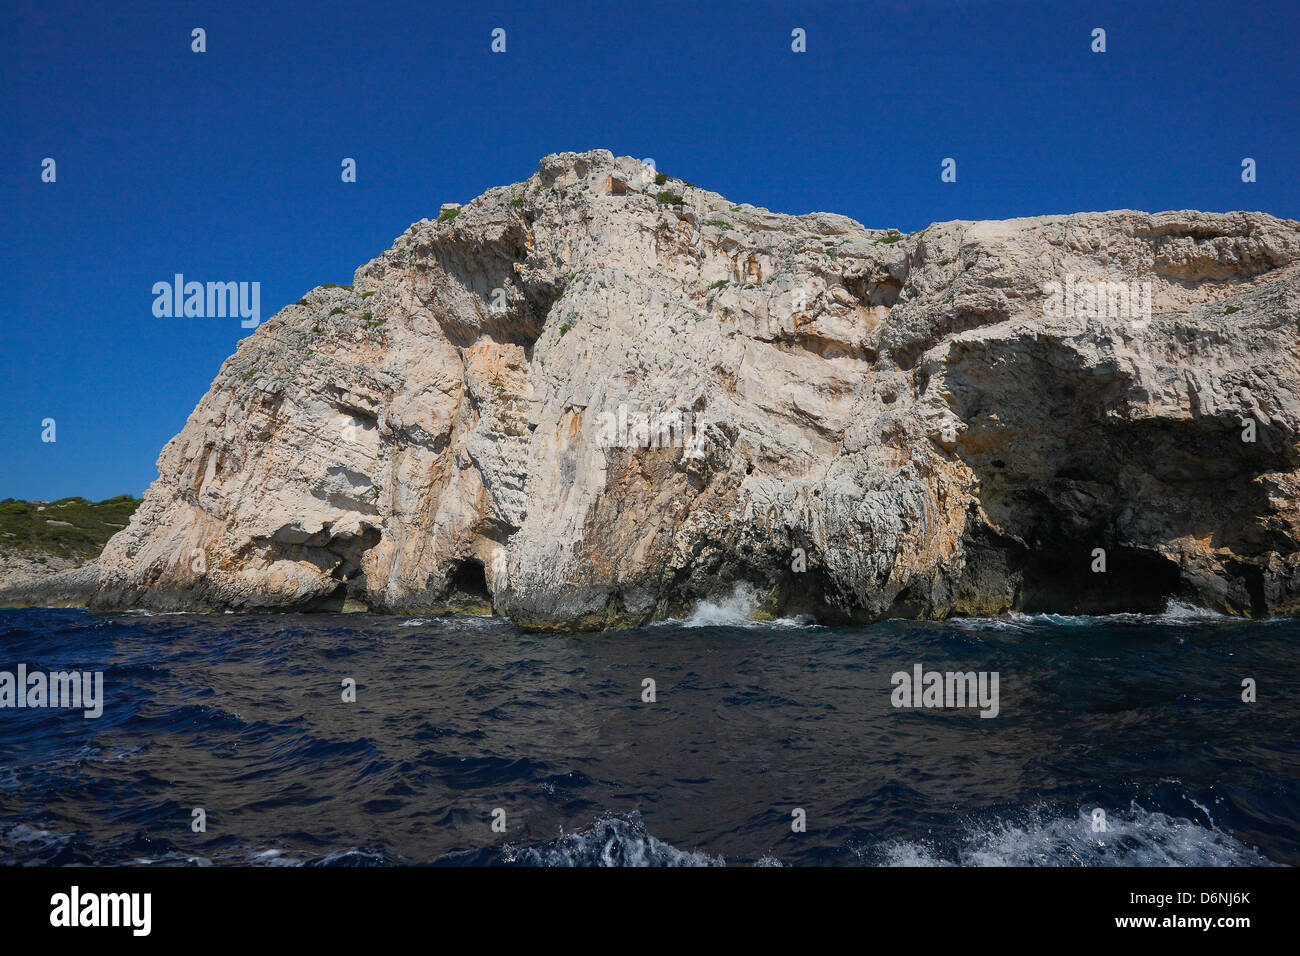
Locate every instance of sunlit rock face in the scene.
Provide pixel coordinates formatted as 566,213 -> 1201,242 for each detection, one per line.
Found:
88,150 -> 1300,627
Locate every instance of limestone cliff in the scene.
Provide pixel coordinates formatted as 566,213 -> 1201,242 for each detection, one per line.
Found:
84,150 -> 1300,627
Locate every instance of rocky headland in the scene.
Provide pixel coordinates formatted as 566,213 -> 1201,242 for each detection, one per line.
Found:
8,150 -> 1300,629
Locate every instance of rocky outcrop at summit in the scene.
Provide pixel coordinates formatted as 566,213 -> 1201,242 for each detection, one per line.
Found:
76,150 -> 1300,627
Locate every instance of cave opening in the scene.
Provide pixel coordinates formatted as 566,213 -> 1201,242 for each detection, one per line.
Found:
1020,543 -> 1182,615
447,558 -> 492,603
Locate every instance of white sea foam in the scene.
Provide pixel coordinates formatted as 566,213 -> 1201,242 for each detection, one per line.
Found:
250,848 -> 302,866
875,805 -> 1276,867
683,586 -> 758,627
6,824 -> 61,845
1157,599 -> 1234,623
654,585 -> 818,629
0,824 -> 70,862
399,615 -> 501,630
500,812 -> 724,866
668,594 -> 1241,633
953,598 -> 1239,633
490,803 -> 1273,868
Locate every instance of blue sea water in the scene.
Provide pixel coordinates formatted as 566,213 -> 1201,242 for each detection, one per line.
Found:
1,599 -> 1296,866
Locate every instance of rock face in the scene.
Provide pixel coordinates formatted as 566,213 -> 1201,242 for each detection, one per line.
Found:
88,149 -> 1300,627
2,563 -> 99,608
0,551 -> 80,592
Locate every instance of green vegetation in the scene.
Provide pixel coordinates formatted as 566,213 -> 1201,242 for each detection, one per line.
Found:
296,298 -> 308,306
360,290 -> 375,299
875,232 -> 905,244
438,207 -> 461,222
509,197 -> 525,207
0,495 -> 141,561
654,172 -> 668,186
330,307 -> 344,315
1225,305 -> 1241,314
710,279 -> 729,290
559,322 -> 572,337
321,283 -> 352,290
705,220 -> 730,229
656,191 -> 684,205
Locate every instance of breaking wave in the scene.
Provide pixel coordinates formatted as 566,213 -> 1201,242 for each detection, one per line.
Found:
873,805 -> 1278,867
660,594 -> 1239,633
666,586 -> 818,629
456,804 -> 1277,867
495,812 -> 724,866
953,599 -> 1240,632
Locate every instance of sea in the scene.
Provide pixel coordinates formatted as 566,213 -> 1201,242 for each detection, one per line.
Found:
1,595 -> 1296,866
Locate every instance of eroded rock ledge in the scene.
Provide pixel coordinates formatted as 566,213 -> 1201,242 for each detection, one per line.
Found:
75,150 -> 1300,628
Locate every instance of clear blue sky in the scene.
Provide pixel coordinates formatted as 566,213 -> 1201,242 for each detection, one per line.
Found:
2,0 -> 1297,500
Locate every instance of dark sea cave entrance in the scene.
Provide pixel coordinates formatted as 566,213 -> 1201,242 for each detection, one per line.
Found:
446,558 -> 493,609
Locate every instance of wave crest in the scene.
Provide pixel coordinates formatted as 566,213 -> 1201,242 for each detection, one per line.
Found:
499,812 -> 724,867
874,805 -> 1277,867
655,586 -> 817,629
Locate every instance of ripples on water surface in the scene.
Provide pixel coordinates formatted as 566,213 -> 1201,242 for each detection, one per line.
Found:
1,603 -> 1296,866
